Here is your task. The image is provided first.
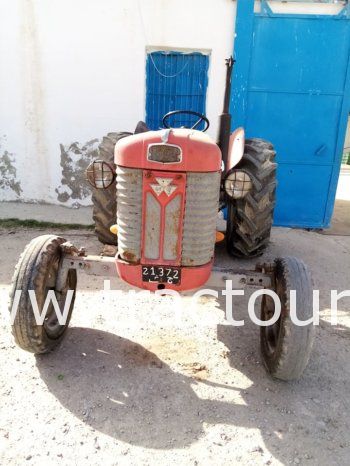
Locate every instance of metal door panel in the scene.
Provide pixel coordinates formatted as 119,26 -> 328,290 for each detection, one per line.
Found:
250,17 -> 350,94
246,92 -> 342,165
231,0 -> 350,227
275,164 -> 332,227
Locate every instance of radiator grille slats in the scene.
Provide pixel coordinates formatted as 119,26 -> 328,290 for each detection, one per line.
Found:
182,172 -> 221,266
116,167 -> 143,262
116,167 -> 220,267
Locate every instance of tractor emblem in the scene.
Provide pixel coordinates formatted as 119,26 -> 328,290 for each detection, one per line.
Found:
151,177 -> 177,197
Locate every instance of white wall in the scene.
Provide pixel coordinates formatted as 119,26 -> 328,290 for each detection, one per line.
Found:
0,0 -> 236,206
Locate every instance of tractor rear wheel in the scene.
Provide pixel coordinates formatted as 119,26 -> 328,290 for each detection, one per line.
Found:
9,235 -> 77,354
226,138 -> 277,258
92,132 -> 131,245
260,257 -> 315,380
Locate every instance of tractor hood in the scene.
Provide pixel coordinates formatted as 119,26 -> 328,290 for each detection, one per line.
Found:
115,128 -> 221,172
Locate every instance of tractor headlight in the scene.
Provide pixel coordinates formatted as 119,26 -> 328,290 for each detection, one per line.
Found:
86,160 -> 115,189
224,169 -> 252,199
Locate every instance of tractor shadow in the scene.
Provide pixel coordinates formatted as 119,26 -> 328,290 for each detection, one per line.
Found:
36,327 -> 251,449
35,319 -> 350,459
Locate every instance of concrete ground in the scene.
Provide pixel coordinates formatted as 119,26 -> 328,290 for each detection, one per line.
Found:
0,224 -> 350,466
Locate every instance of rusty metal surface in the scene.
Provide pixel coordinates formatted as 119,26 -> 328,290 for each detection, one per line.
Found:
56,253 -> 115,292
144,192 -> 161,260
163,194 -> 181,260
60,241 -> 86,256
57,254 -> 272,291
141,170 -> 186,265
101,244 -> 118,257
207,266 -> 273,289
60,255 -> 116,276
182,172 -> 221,266
116,166 -> 142,263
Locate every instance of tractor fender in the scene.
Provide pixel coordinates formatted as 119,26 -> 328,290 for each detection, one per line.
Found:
226,127 -> 245,170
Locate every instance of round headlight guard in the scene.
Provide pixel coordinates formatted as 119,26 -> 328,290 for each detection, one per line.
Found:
224,169 -> 252,199
86,160 -> 115,189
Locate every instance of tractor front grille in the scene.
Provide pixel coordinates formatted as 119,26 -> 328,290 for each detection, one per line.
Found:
182,172 -> 221,266
116,167 -> 220,266
116,166 -> 143,263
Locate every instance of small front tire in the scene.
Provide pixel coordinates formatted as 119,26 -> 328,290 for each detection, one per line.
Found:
260,256 -> 315,380
9,235 -> 77,354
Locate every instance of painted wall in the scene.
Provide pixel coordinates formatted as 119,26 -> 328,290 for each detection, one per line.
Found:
0,0 -> 236,206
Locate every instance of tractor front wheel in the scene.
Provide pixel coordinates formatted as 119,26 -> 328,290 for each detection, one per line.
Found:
226,138 -> 277,258
9,235 -> 77,354
260,257 -> 315,380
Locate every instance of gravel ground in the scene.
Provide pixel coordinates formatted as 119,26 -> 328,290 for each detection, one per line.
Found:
0,227 -> 350,466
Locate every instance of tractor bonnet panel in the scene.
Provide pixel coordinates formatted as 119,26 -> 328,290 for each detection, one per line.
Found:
115,129 -> 221,172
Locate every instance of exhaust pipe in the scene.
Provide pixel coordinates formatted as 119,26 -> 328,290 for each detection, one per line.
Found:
218,56 -> 235,174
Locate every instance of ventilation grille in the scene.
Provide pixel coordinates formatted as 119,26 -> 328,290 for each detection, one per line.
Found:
116,167 -> 143,263
182,172 -> 221,266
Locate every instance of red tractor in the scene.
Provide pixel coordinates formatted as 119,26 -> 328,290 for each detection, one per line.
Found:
9,60 -> 315,380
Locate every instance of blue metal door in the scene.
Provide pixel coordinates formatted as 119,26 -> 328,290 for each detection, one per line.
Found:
231,0 -> 350,228
146,51 -> 209,130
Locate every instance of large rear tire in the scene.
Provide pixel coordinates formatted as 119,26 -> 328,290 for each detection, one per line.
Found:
92,132 -> 131,245
226,138 -> 277,258
9,235 -> 77,354
260,257 -> 315,380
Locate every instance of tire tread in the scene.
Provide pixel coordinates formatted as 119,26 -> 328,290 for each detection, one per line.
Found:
226,138 -> 277,258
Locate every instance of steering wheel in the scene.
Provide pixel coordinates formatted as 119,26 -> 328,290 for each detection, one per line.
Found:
162,110 -> 210,132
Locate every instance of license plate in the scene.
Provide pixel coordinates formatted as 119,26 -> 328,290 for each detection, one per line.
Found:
142,266 -> 181,284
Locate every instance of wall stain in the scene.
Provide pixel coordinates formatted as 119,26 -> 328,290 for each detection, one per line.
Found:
55,138 -> 99,205
20,0 -> 49,185
0,142 -> 22,196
